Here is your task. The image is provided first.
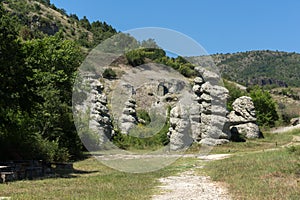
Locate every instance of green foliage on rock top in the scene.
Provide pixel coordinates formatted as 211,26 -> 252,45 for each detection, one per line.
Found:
125,47 -> 196,77
102,68 -> 117,79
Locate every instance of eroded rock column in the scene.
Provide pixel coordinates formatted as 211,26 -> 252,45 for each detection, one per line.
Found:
228,96 -> 262,139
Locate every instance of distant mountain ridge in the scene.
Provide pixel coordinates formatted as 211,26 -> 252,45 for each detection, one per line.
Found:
212,50 -> 300,87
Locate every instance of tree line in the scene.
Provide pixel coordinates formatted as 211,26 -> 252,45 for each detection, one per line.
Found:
0,5 -> 83,161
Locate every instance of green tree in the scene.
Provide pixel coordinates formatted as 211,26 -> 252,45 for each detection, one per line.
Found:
224,80 -> 247,111
249,86 -> 279,127
22,32 -> 83,158
79,16 -> 91,31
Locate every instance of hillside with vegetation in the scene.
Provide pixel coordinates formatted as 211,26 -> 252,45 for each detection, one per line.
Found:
213,50 -> 300,87
1,0 -> 116,49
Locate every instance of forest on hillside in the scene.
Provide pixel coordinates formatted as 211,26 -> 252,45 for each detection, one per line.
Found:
213,50 -> 300,87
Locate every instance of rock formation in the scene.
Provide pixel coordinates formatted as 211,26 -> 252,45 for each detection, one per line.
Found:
88,79 -> 114,145
168,67 -> 231,148
80,65 -> 262,150
73,74 -> 114,150
194,68 -> 230,146
119,98 -> 138,134
168,104 -> 193,151
228,96 -> 262,139
290,117 -> 300,126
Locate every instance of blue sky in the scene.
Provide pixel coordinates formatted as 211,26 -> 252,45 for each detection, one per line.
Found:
51,0 -> 300,54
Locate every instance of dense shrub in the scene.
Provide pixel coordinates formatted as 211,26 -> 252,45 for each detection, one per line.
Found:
112,107 -> 171,150
0,5 -> 83,161
249,86 -> 279,127
103,68 -> 117,79
125,49 -> 145,67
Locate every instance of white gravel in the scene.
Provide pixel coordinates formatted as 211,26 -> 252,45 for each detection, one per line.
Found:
152,154 -> 232,200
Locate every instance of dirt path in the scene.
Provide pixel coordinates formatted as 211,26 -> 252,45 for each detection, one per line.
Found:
152,124 -> 300,200
152,154 -> 232,200
270,124 -> 300,134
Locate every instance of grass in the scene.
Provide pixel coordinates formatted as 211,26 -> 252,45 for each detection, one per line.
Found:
1,130 -> 299,199
0,157 -> 198,200
202,147 -> 300,200
209,129 -> 300,154
201,129 -> 300,200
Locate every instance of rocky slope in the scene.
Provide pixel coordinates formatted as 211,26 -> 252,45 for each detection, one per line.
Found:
82,62 -> 262,149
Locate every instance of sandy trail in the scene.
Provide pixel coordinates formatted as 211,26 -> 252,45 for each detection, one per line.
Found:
152,154 -> 232,200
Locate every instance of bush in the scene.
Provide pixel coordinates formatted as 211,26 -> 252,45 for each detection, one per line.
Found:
35,136 -> 70,162
112,106 -> 171,150
137,109 -> 151,125
249,86 -> 279,127
178,63 -> 196,77
125,49 -> 145,67
103,68 -> 117,79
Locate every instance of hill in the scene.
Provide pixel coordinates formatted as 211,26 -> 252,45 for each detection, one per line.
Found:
1,0 -> 116,50
212,50 -> 300,87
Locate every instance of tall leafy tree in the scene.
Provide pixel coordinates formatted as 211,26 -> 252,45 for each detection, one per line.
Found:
22,32 -> 83,158
0,4 -> 39,160
1,3 -> 84,160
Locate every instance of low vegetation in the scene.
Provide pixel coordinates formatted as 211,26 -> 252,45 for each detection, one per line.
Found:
0,156 -> 198,199
203,129 -> 300,200
112,108 -> 170,150
125,47 -> 196,78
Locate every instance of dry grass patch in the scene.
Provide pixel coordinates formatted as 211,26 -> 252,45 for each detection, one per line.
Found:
0,157 -> 198,200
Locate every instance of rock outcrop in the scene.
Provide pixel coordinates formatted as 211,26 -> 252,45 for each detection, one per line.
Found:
168,105 -> 193,151
119,98 -> 138,134
168,67 -> 231,148
193,68 -> 230,146
228,96 -> 262,139
89,79 -> 114,144
73,75 -> 114,150
290,117 -> 300,126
